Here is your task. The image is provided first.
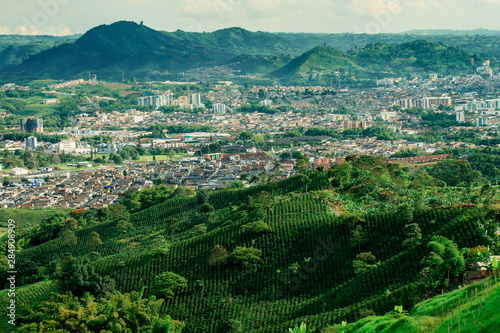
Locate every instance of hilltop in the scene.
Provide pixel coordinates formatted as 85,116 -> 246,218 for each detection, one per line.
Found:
1,21 -> 300,80
271,46 -> 361,78
271,40 -> 489,81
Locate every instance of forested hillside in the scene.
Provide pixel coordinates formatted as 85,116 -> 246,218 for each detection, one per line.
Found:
1,156 -> 499,332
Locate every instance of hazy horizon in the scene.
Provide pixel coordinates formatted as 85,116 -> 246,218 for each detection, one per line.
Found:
1,0 -> 500,36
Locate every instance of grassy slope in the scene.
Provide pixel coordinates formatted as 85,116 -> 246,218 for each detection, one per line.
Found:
0,208 -> 72,229
344,277 -> 500,333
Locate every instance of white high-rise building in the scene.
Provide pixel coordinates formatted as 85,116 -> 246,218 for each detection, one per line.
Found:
213,103 -> 226,114
138,93 -> 173,109
188,93 -> 204,108
25,136 -> 37,149
456,111 -> 465,123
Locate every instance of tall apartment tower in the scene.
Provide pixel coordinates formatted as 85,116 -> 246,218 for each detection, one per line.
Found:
19,118 -> 43,133
213,103 -> 226,114
189,93 -> 203,107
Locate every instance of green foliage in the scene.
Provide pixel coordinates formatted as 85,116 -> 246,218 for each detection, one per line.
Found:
390,305 -> 409,316
353,252 -> 379,275
421,112 -> 459,128
56,255 -> 116,298
241,221 -> 273,234
194,223 -> 207,236
239,131 -> 254,141
120,186 -> 176,212
217,319 -> 243,333
402,223 -> 423,248
289,322 -> 310,333
422,236 -> 468,289
229,246 -> 262,266
208,245 -> 229,266
152,272 -> 188,299
200,202 -> 214,213
144,124 -> 214,138
7,168 -> 499,333
12,290 -> 184,333
428,159 -> 485,187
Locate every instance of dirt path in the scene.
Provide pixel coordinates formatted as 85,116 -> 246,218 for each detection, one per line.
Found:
328,202 -> 341,216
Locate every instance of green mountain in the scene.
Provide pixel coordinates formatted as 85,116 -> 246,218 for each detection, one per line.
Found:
272,40 -> 492,81
0,21 -> 300,80
349,39 -> 493,75
1,21 -> 221,80
276,32 -> 500,59
164,27 -> 301,56
271,46 -> 361,78
0,34 -> 78,70
1,22 -> 496,82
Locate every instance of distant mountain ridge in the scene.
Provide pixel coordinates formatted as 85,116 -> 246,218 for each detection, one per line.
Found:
0,34 -> 79,69
1,21 -> 304,80
401,28 -> 500,36
0,21 -> 497,81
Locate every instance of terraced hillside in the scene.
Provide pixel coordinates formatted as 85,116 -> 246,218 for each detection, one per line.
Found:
3,169 -> 499,332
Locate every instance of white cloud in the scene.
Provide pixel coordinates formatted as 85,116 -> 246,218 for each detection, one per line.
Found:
14,25 -> 72,36
0,25 -> 11,34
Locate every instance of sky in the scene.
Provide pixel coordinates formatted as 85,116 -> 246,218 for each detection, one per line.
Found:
0,0 -> 500,36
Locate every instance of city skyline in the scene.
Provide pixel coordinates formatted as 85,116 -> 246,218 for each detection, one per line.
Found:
1,0 -> 500,36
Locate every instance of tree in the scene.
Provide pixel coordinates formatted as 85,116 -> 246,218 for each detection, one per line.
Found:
423,236 -> 468,288
197,189 -> 210,204
89,231 -> 103,249
209,245 -> 229,266
64,218 -> 78,231
51,154 -> 61,165
492,167 -> 500,185
402,223 -> 422,248
429,159 -> 485,187
241,221 -> 273,234
2,177 -> 9,187
151,235 -> 170,256
289,322 -> 311,333
194,223 -> 207,236
353,252 -> 378,275
59,229 -> 77,246
229,246 -> 262,266
57,255 -> 115,297
258,89 -> 265,99
14,290 -> 184,333
152,272 -> 188,299
239,131 -> 253,141
351,224 -> 367,252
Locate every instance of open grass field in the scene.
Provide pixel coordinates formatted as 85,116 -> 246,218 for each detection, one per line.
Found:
0,208 -> 72,231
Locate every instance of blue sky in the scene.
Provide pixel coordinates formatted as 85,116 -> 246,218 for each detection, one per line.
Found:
0,0 -> 499,35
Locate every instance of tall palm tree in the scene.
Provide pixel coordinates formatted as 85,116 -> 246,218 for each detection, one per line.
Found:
427,235 -> 468,287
